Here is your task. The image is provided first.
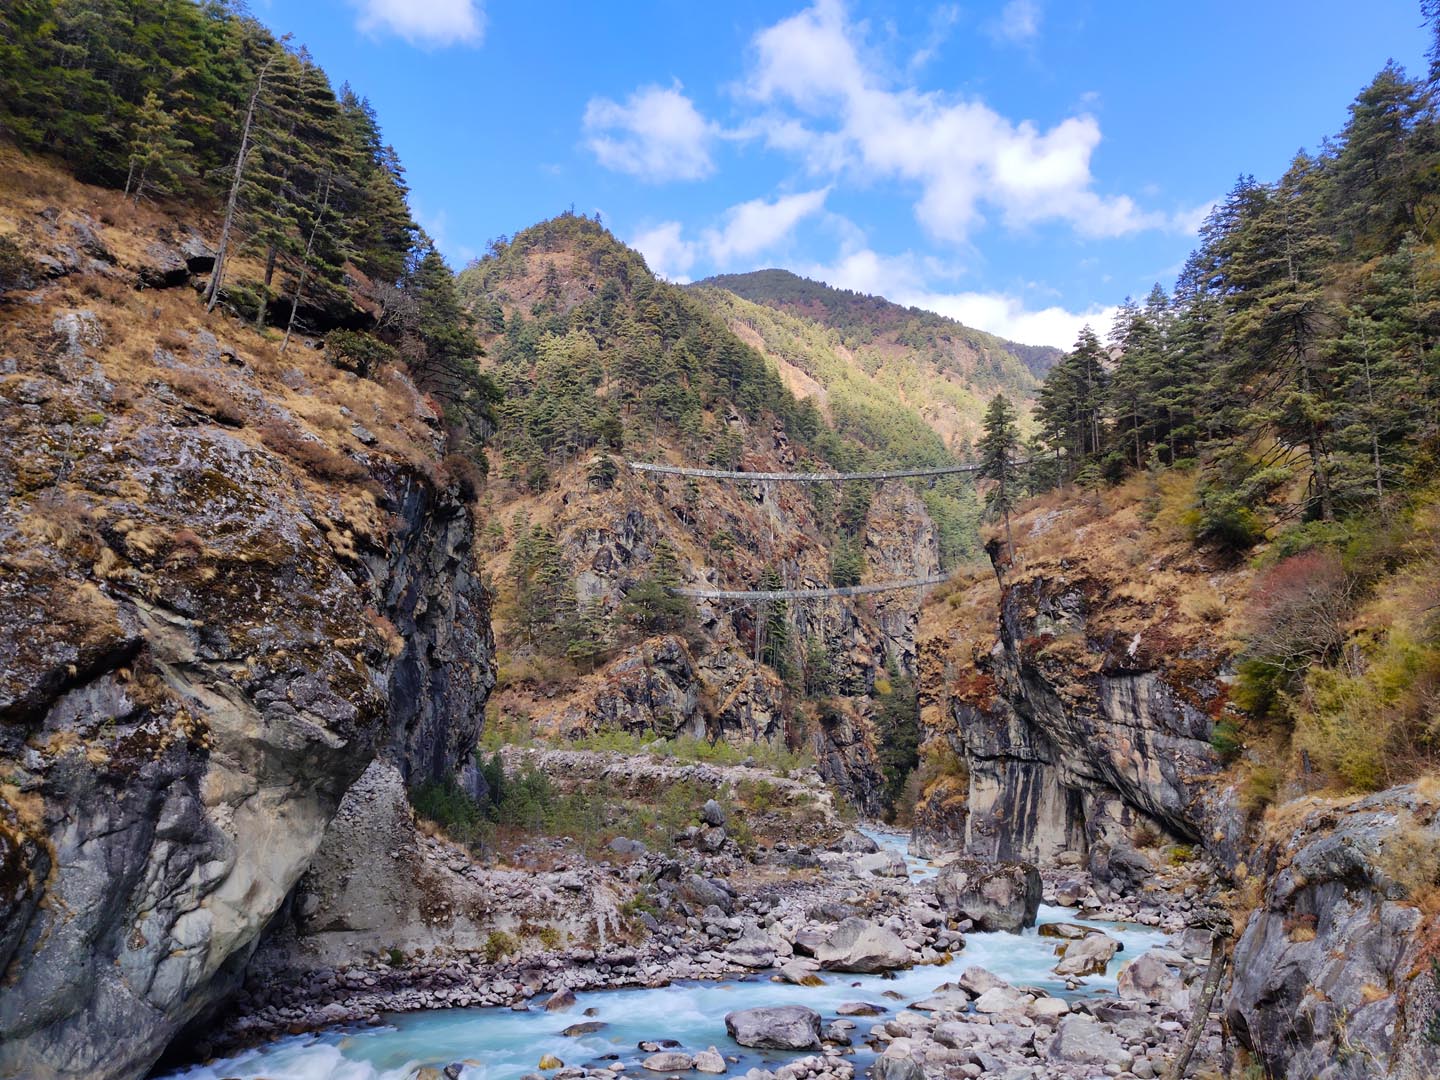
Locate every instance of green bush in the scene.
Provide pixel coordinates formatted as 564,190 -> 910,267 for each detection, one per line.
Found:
0,235 -> 36,296
1209,718 -> 1245,760
326,329 -> 397,376
410,777 -> 492,849
482,930 -> 516,964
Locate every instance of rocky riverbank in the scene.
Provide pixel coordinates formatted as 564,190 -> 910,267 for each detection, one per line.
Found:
173,788 -> 1233,1080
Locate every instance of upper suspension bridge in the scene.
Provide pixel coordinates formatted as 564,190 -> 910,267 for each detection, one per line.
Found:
628,456 -> 1025,601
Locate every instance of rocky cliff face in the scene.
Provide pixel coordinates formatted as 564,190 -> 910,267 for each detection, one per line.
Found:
1228,788 -> 1440,1080
916,492 -> 1440,1079
486,462 -> 936,814
917,500 -> 1243,891
0,175 -> 494,1080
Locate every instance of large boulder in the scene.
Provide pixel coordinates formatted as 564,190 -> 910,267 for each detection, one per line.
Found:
678,873 -> 733,914
1046,1014 -> 1127,1066
1053,931 -> 1121,977
724,1005 -> 822,1049
854,849 -> 908,878
725,925 -> 776,969
831,830 -> 880,854
814,917 -> 911,973
933,858 -> 1041,931
1118,952 -> 1190,1012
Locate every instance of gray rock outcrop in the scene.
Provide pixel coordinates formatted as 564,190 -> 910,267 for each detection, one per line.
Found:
0,317 -> 494,1080
1227,788 -> 1440,1080
814,917 -> 911,973
724,1005 -> 822,1049
933,858 -> 1041,931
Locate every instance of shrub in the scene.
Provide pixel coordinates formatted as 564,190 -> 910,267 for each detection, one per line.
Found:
1234,551 -> 1355,727
167,369 -> 248,427
0,234 -> 37,296
410,777 -> 492,849
482,930 -> 516,964
325,329 -> 396,377
1294,628 -> 1440,791
1239,763 -> 1280,816
1209,718 -> 1245,760
442,452 -> 487,503
255,417 -> 371,484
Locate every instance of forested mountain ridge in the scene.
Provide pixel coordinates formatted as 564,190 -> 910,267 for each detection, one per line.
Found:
690,285 -> 985,567
700,267 -> 1059,380
454,214 -> 940,812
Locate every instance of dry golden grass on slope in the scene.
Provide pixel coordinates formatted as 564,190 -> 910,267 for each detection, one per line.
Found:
0,153 -> 454,504
921,471 -> 1254,710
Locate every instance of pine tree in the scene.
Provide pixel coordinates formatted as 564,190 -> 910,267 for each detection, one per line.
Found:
620,540 -> 694,637
978,393 -> 1022,557
757,567 -> 791,676
124,90 -> 193,204
1220,153 -> 1341,520
1330,62 -> 1430,258
1036,327 -> 1109,478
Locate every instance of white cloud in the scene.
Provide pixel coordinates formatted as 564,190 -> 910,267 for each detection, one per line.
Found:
745,0 -> 1177,242
635,188 -> 829,279
584,84 -> 717,182
632,221 -> 697,281
1171,198 -> 1218,237
987,0 -> 1041,44
798,241 -> 1111,349
905,290 -> 1115,350
352,0 -> 484,47
704,188 -> 829,263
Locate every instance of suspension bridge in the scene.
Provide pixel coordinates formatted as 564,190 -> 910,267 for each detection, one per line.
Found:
628,456 -> 1025,601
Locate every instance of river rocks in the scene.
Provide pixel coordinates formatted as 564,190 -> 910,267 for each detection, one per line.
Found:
972,985 -> 1034,1016
854,850 -> 908,878
678,874 -> 734,915
778,960 -> 823,986
726,926 -> 776,969
1045,1013 -> 1126,1065
1118,952 -> 1190,1012
933,859 -> 1041,931
724,1005 -> 822,1049
871,1050 -> 923,1080
1052,931 -> 1120,977
1037,922 -> 1091,940
813,917 -> 911,973
831,830 -> 880,854
642,1051 -> 694,1071
908,991 -> 971,1013
539,1054 -> 564,1070
544,988 -> 578,1012
693,1047 -> 726,1074
955,966 -> 1009,996
562,1022 -> 606,1036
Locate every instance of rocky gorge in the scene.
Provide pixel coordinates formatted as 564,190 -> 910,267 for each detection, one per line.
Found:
2,68 -> 1439,1080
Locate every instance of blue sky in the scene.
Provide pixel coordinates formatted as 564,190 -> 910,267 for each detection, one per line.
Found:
259,1 -> 1429,347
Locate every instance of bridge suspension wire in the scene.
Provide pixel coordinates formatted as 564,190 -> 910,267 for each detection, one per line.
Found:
629,461 -> 1031,483
669,574 -> 948,601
